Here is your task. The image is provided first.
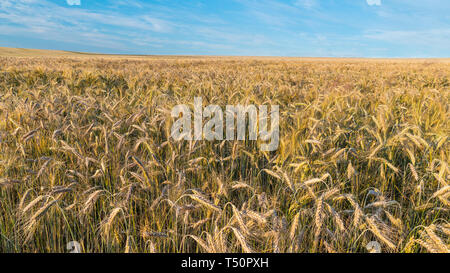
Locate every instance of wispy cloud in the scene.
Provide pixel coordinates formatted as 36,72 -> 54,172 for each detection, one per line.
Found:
0,0 -> 269,55
294,0 -> 317,9
366,0 -> 381,6
0,0 -> 175,52
66,0 -> 81,6
0,1 -> 171,34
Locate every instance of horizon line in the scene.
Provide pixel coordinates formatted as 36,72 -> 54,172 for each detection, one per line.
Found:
1,46 -> 449,60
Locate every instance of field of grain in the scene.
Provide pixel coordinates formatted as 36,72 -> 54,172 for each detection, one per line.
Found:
0,53 -> 449,253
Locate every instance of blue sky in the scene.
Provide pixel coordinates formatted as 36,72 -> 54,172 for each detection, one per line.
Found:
0,0 -> 449,57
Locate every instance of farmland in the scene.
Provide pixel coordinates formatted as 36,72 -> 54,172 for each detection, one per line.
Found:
0,49 -> 449,253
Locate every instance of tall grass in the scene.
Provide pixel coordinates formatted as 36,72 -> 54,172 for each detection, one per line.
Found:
0,56 -> 448,253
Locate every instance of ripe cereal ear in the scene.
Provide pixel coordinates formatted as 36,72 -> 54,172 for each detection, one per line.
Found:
1,53 -> 448,254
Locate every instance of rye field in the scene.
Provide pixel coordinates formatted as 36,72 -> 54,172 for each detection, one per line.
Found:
0,52 -> 449,253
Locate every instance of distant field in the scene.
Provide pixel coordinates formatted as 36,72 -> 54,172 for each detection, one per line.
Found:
0,50 -> 448,253
1,47 -> 449,63
0,47 -> 89,57
0,47 -> 225,59
0,47 -> 171,58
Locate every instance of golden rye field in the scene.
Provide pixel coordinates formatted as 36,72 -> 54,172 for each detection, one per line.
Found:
0,51 -> 449,253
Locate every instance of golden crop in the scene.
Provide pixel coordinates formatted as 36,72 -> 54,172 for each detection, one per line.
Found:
0,56 -> 448,253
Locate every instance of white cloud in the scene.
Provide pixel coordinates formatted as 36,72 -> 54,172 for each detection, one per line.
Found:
0,0 -> 175,52
366,0 -> 381,6
294,0 -> 316,9
66,0 -> 81,6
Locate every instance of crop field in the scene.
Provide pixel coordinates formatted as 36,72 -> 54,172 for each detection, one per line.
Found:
0,52 -> 449,253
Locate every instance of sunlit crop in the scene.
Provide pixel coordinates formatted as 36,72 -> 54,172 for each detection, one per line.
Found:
0,56 -> 448,253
